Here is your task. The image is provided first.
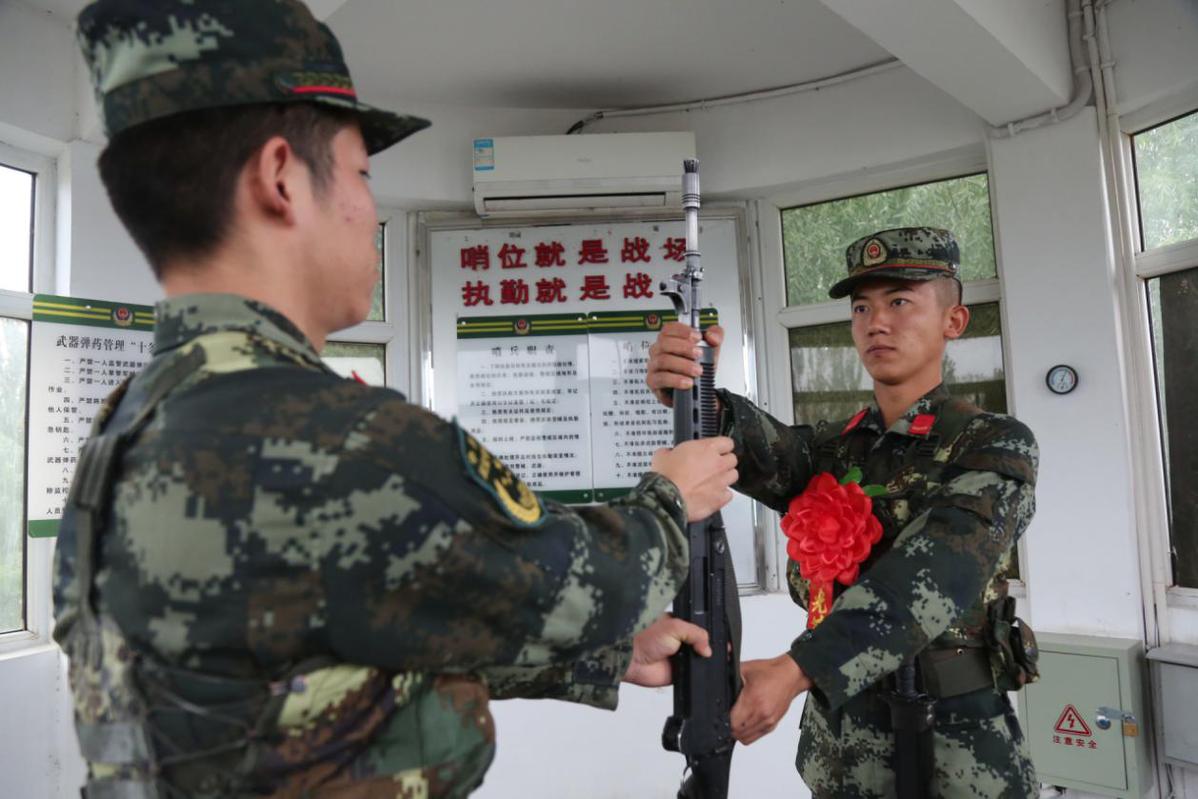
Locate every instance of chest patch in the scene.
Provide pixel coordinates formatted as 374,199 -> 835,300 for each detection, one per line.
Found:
458,427 -> 544,527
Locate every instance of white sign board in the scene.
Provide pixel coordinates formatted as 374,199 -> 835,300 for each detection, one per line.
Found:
430,216 -> 762,585
27,294 -> 155,538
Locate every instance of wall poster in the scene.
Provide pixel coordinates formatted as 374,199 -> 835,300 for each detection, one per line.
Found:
27,294 -> 155,538
428,215 -> 765,587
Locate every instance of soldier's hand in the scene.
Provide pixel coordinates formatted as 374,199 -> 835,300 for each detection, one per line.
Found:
623,614 -> 712,687
730,654 -> 812,745
651,437 -> 737,522
646,322 -> 724,407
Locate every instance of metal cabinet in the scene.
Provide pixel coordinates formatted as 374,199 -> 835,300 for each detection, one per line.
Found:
1017,633 -> 1152,798
1146,642 -> 1198,770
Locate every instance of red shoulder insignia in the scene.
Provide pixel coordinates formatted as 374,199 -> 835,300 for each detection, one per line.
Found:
909,413 -> 936,437
841,409 -> 868,436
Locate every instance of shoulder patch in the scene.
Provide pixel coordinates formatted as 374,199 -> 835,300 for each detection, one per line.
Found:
457,426 -> 545,527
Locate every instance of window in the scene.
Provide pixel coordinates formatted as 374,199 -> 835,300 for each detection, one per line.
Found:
789,302 -> 1007,424
776,172 -> 1016,577
782,173 -> 997,306
1134,110 -> 1198,251
367,222 -> 385,322
779,173 -> 1005,418
1135,110 -> 1198,589
323,340 -> 386,384
322,220 -> 403,389
0,163 -> 33,293
0,159 -> 35,635
0,317 -> 27,634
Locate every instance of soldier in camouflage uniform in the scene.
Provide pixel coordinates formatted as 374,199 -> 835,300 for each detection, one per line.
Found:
648,227 -> 1040,798
55,2 -> 739,797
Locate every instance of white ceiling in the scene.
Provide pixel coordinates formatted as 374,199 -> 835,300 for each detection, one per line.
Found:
330,0 -> 893,108
28,0 -> 895,111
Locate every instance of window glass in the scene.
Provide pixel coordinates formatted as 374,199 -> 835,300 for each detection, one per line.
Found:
0,163 -> 34,293
788,302 -> 1007,424
0,318 -> 28,633
1147,268 -> 1198,587
1134,110 -> 1198,251
323,341 -> 386,386
782,174 -> 997,306
367,223 -> 385,322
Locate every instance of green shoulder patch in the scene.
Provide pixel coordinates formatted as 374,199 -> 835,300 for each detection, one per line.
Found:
456,425 -> 545,527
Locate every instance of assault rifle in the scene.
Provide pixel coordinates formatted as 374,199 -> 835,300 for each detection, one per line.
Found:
660,159 -> 742,799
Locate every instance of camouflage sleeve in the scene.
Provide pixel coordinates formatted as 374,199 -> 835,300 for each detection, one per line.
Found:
789,415 -> 1038,711
51,510 -> 80,641
715,389 -> 817,513
480,642 -> 632,710
316,395 -> 688,701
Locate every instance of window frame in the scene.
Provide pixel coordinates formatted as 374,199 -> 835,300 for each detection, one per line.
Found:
1120,106 -> 1198,617
323,211 -> 409,394
0,141 -> 55,655
754,147 -> 1027,595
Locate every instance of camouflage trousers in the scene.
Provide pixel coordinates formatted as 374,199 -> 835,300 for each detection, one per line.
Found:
797,690 -> 1038,799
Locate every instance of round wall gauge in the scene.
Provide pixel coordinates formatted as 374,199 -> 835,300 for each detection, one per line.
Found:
1046,364 -> 1078,395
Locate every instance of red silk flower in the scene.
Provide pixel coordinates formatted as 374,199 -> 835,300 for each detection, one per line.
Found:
781,469 -> 884,629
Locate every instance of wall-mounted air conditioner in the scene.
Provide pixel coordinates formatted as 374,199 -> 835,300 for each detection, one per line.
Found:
471,132 -> 696,217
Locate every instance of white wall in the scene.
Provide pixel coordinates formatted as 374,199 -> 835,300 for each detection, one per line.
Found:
0,8 -> 152,799
369,101 -> 585,208
0,1 -> 76,145
55,140 -> 153,303
364,64 -> 988,206
1107,0 -> 1198,118
480,595 -> 811,799
0,647 -> 86,798
989,109 -> 1144,640
2,0 -> 1198,797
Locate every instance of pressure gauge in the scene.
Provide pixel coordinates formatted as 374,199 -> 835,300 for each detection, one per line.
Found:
1046,364 -> 1078,395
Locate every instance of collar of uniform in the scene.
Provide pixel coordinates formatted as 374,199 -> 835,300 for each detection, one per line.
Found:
846,405 -> 886,437
153,293 -> 322,366
885,383 -> 951,436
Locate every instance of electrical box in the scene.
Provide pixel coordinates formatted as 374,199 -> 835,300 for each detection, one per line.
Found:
1146,642 -> 1198,769
1017,633 -> 1152,798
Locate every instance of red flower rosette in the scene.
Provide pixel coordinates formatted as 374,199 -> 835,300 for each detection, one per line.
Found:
781,469 -> 884,629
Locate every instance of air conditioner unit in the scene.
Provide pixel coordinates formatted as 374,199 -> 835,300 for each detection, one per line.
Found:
471,132 -> 696,217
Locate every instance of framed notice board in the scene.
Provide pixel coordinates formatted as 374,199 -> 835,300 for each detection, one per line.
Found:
416,209 -> 771,590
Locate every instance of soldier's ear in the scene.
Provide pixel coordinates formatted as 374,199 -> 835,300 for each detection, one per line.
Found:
243,135 -> 302,227
943,303 -> 970,341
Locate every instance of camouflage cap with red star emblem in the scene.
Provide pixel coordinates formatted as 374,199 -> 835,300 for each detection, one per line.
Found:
829,227 -> 960,299
76,0 -> 430,155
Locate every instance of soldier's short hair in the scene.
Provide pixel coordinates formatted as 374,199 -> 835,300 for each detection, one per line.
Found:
933,276 -> 964,308
98,102 -> 355,277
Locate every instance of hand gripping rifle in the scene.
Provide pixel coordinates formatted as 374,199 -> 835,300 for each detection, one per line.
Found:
660,160 -> 743,799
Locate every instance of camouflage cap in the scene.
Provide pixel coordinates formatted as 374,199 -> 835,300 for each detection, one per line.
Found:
77,0 -> 430,155
829,227 -> 960,299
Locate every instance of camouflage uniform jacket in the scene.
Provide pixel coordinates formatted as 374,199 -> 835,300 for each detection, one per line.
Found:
53,293 -> 690,799
718,385 -> 1039,799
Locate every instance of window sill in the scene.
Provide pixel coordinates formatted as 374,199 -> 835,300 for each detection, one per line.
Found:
0,631 -> 55,661
1165,586 -> 1198,610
